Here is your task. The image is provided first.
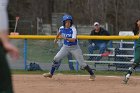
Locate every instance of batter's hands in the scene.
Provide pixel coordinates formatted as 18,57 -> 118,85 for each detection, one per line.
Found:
54,38 -> 58,44
61,35 -> 67,40
139,32 -> 140,37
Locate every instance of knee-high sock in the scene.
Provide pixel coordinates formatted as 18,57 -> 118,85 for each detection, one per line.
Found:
84,65 -> 94,75
50,67 -> 55,75
127,64 -> 137,75
50,60 -> 60,75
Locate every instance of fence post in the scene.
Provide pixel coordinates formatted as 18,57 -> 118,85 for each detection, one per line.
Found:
24,39 -> 27,70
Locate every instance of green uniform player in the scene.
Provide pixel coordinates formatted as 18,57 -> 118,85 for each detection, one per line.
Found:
123,19 -> 140,84
0,0 -> 19,92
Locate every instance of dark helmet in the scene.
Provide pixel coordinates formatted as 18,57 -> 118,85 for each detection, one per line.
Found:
62,14 -> 73,26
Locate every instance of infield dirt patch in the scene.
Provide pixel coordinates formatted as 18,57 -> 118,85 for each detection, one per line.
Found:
13,74 -> 140,93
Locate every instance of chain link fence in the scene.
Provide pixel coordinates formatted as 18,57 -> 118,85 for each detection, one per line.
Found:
9,20 -> 33,35
8,39 -> 140,72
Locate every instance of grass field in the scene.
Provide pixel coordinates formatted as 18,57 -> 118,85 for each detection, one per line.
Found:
11,69 -> 140,76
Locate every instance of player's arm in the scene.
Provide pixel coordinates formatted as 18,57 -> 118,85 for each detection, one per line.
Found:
66,37 -> 76,42
0,31 -> 9,46
0,0 -> 19,59
0,31 -> 19,59
54,32 -> 61,43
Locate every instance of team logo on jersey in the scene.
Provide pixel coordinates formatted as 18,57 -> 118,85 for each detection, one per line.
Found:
65,34 -> 72,38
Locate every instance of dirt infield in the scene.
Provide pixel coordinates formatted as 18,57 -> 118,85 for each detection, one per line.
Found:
13,74 -> 140,93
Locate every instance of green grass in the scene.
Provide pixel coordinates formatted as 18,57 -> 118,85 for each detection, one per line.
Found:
11,69 -> 140,76
12,69 -> 46,74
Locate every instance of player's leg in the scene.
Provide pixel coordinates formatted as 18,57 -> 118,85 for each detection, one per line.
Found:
71,45 -> 95,80
55,40 -> 63,70
123,63 -> 138,84
0,45 -> 14,93
43,45 -> 69,78
123,47 -> 140,84
67,53 -> 75,70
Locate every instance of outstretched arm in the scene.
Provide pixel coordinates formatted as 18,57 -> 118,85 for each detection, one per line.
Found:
54,32 -> 61,44
0,0 -> 19,59
64,37 -> 76,42
0,31 -> 19,59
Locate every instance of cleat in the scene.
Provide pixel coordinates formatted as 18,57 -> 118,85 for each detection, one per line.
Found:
123,74 -> 130,84
43,73 -> 53,78
89,74 -> 95,81
123,77 -> 129,84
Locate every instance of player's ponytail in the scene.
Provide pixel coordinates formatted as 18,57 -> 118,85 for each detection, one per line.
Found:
133,19 -> 140,35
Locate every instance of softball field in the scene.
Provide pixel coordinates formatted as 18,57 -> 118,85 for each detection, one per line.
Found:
13,74 -> 140,93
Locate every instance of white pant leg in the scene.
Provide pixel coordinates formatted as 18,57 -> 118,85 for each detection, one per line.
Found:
0,0 -> 8,31
70,45 -> 87,67
54,45 -> 69,62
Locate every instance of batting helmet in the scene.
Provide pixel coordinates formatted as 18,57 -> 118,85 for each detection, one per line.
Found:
63,15 -> 72,22
62,14 -> 73,26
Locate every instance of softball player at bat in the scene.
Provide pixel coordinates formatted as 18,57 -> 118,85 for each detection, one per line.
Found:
123,19 -> 140,84
43,14 -> 95,80
0,0 -> 19,92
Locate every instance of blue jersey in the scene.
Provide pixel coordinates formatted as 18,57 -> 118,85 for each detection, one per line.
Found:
59,26 -> 77,46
